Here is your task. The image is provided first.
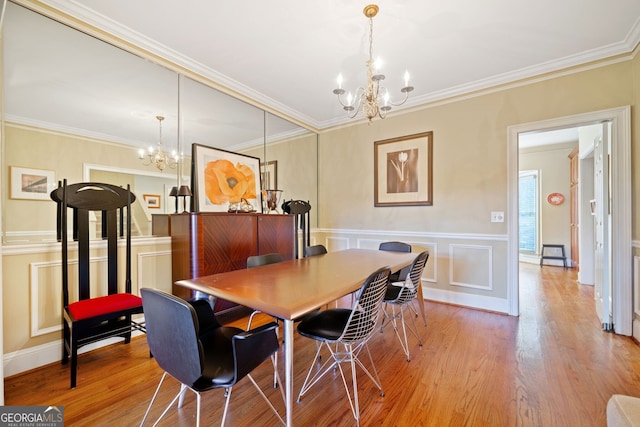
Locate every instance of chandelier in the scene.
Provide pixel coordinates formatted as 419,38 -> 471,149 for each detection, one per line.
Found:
333,4 -> 413,123
138,115 -> 178,171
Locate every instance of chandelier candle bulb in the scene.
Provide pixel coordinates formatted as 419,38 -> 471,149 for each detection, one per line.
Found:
404,71 -> 410,88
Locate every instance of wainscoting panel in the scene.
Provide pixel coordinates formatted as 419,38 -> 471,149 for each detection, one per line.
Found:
30,257 -> 110,338
326,236 -> 350,252
449,244 -> 493,290
137,250 -> 172,294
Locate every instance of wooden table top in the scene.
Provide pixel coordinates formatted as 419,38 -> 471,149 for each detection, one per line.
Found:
176,248 -> 417,320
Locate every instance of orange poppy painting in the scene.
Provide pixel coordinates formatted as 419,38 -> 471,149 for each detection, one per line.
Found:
191,144 -> 262,212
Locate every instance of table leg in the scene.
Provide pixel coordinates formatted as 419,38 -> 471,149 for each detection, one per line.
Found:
284,319 -> 294,426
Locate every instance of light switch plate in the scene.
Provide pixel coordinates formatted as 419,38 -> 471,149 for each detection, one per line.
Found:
491,211 -> 504,222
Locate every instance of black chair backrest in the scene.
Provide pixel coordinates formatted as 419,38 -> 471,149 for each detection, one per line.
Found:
304,244 -> 327,257
51,180 -> 136,305
141,288 -> 202,386
247,253 -> 283,268
379,241 -> 411,253
340,266 -> 391,343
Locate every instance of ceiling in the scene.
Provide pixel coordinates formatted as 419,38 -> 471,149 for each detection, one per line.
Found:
4,0 -> 640,147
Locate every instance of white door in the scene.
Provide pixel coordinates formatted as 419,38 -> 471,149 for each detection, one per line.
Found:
593,122 -> 612,330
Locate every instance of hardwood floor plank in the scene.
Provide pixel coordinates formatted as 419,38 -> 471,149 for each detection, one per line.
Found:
6,263 -> 640,426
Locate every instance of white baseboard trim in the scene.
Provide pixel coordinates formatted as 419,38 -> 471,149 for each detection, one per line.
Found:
4,330 -> 145,378
422,285 -> 509,314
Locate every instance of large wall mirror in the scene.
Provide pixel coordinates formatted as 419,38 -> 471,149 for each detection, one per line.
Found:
2,1 -> 317,243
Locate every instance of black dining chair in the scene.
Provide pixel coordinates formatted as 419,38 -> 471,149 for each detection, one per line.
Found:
382,251 -> 430,361
296,266 -> 391,426
304,244 -> 327,257
139,288 -> 284,426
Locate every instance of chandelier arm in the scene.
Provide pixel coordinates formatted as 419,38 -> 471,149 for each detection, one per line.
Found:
387,89 -> 411,107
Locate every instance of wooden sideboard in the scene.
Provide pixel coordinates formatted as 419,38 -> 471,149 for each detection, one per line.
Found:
170,212 -> 295,321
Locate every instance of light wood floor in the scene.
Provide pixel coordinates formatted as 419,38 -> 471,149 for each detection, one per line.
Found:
6,263 -> 640,426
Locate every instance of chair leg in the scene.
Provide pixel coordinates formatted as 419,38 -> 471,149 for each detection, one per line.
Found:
248,312 -> 279,388
140,372 -> 184,427
298,340 -> 383,427
177,384 -> 188,408
389,303 -> 423,361
221,387 -> 233,427
246,374 -> 285,425
416,284 -> 427,327
70,334 -> 78,388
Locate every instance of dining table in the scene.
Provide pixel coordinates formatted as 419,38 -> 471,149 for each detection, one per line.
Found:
175,247 -> 417,426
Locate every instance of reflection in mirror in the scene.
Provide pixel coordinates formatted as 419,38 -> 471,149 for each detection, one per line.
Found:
2,2 -> 179,243
241,113 -> 318,227
2,1 -> 319,242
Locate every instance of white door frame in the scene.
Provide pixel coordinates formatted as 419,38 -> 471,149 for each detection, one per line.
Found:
507,106 -> 632,335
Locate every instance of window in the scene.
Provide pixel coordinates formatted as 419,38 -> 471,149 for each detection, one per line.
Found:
519,171 -> 539,253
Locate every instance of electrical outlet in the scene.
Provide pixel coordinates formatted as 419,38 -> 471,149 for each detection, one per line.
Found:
491,211 -> 504,223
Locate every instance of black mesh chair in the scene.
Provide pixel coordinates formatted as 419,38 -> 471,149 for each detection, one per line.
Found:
296,266 -> 391,426
379,241 -> 427,326
139,288 -> 283,426
382,251 -> 430,361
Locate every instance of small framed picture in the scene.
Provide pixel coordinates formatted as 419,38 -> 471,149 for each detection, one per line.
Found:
10,166 -> 56,200
374,131 -> 433,207
143,194 -> 161,209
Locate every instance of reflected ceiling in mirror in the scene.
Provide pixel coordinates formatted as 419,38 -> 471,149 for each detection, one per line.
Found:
4,2 -> 179,148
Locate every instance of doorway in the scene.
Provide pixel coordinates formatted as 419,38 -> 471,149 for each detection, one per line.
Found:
507,106 -> 632,335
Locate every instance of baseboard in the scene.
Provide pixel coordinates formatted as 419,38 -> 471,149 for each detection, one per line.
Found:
422,285 -> 510,314
3,330 -> 145,378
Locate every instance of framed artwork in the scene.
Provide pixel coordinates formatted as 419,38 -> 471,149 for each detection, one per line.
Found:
261,160 -> 278,190
10,166 -> 56,200
374,131 -> 433,207
191,143 -> 262,212
143,194 -> 161,209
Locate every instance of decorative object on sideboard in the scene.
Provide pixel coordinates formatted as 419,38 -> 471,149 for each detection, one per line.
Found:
177,185 -> 192,213
169,186 -> 179,213
228,198 -> 256,213
262,189 -> 283,214
138,115 -> 178,171
332,4 -> 414,123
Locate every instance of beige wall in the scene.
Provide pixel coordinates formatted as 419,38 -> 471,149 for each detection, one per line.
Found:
317,58 -> 634,310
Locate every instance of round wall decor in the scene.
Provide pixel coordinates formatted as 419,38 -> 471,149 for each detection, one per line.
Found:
547,192 -> 564,205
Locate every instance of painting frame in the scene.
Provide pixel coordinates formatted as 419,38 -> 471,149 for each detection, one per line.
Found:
261,160 -> 278,190
10,166 -> 56,200
374,131 -> 433,207
143,194 -> 161,209
191,143 -> 262,212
